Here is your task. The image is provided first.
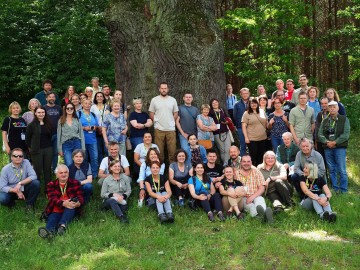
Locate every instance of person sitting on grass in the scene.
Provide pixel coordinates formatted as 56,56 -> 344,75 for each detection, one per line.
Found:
276,132 -> 300,178
68,149 -> 93,204
38,164 -> 83,239
145,161 -> 174,224
299,163 -> 336,222
169,149 -> 193,207
188,163 -> 226,222
137,148 -> 165,207
101,160 -> 131,223
0,148 -> 40,211
218,166 -> 246,220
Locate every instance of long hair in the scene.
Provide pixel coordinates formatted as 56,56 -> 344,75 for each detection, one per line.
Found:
33,106 -> 52,132
93,91 -> 106,105
145,148 -> 163,166
247,98 -> 260,114
59,102 -> 78,125
194,162 -> 210,184
65,86 -> 75,99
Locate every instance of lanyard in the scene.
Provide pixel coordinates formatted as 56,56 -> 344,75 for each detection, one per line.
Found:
13,167 -> 23,180
196,176 -> 209,192
214,110 -> 221,122
84,112 -> 92,125
321,112 -> 329,120
239,171 -> 252,187
306,177 -> 315,190
152,175 -> 160,193
60,183 -> 67,196
329,118 -> 336,128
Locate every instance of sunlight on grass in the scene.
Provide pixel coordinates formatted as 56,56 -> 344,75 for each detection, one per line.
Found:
291,230 -> 352,243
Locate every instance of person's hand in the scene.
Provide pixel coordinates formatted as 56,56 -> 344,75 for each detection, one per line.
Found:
198,194 -> 207,201
63,199 -> 77,209
17,191 -> 25,200
176,182 -> 183,189
105,141 -> 109,149
246,195 -> 255,204
283,163 -> 289,170
294,137 -> 300,145
183,133 -> 189,139
157,195 -> 167,203
282,114 -> 288,122
59,151 -> 64,157
182,183 -> 188,189
121,129 -> 127,135
245,138 -> 250,144
269,118 -> 275,125
5,145 -> 10,154
113,193 -> 123,202
317,197 -> 328,207
326,141 -> 336,149
215,182 -> 222,189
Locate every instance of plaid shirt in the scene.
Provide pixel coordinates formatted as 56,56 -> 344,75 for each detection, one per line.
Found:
235,166 -> 265,195
45,178 -> 84,215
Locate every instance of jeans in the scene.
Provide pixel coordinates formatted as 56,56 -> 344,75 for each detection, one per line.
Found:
154,130 -> 177,163
196,192 -> 223,213
0,180 -> 40,207
46,208 -> 76,232
300,194 -> 333,217
103,198 -> 128,218
155,191 -> 172,215
62,138 -> 82,167
214,132 -> 231,166
178,134 -> 190,152
236,127 -> 247,156
118,142 -> 126,156
130,137 -> 143,150
242,196 -> 267,217
81,183 -> 93,204
51,134 -> 58,171
270,134 -> 284,153
96,136 -> 108,166
324,147 -> 348,192
85,143 -> 98,178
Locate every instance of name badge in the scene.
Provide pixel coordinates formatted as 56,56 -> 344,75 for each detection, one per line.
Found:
21,133 -> 26,141
216,124 -> 220,130
88,131 -> 93,134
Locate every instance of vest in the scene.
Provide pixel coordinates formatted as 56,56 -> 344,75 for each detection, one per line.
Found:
68,161 -> 90,180
278,143 -> 299,164
322,115 -> 348,148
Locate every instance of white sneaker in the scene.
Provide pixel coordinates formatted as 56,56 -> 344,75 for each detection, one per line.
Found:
119,199 -> 127,206
138,199 -> 143,207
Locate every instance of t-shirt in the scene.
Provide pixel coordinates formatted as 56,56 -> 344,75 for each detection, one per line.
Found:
188,176 -> 212,195
220,179 -> 243,190
169,162 -> 192,184
204,163 -> 223,180
178,105 -> 199,135
196,114 -> 215,141
73,164 -> 92,182
134,143 -> 159,165
241,112 -> 267,141
128,111 -> 150,138
99,155 -> 130,174
44,105 -> 62,135
145,174 -> 167,193
299,176 -> 326,197
268,112 -> 289,137
148,95 -> 178,131
1,117 -> 27,151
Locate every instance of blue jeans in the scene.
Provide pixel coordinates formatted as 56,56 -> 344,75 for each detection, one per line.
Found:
178,134 -> 190,152
51,134 -> 58,171
46,208 -> 76,232
324,147 -> 348,192
237,127 -> 246,156
270,134 -> 284,152
62,138 -> 82,167
96,136 -> 107,166
81,183 -> 93,204
0,180 -> 40,207
130,137 -> 143,150
103,198 -> 128,218
86,143 -> 98,178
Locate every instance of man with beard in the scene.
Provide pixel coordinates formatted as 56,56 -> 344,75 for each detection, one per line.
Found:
35,79 -> 60,106
227,145 -> 241,171
291,74 -> 310,105
44,91 -> 62,171
149,82 -> 179,163
102,84 -> 113,105
275,89 -> 295,114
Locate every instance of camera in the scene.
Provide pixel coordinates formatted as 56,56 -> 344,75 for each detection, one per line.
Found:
70,197 -> 79,203
326,128 -> 335,135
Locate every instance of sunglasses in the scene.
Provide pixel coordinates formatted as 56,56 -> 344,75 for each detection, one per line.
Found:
12,154 -> 24,158
66,107 -> 74,111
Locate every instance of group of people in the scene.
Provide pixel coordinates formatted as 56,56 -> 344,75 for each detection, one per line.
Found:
0,75 -> 350,239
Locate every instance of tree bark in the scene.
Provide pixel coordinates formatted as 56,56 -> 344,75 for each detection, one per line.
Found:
105,0 -> 226,109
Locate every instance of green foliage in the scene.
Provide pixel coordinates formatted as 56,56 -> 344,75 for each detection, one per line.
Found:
0,0 -> 113,104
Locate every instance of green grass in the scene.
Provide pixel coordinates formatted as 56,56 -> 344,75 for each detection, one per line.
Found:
1,106 -> 360,269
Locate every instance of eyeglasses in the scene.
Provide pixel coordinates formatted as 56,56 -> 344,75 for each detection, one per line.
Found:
66,107 -> 74,111
133,97 -> 141,100
12,154 -> 24,158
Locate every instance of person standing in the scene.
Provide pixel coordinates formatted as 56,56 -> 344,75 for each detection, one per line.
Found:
226,84 -> 237,121
44,91 -> 63,171
34,79 -> 60,106
285,79 -> 295,101
291,74 -> 309,105
233,87 -> 250,156
318,101 -> 350,193
176,93 -> 199,152
148,82 -> 179,163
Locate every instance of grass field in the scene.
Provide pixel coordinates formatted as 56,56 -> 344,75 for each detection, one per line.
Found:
0,108 -> 359,269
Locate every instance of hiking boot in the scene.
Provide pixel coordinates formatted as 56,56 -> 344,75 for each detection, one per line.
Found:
38,227 -> 54,240
236,212 -> 246,221
273,206 -> 284,215
322,211 -> 330,221
328,212 -> 337,223
256,205 -> 265,218
119,215 -> 129,224
265,207 -> 274,224
159,213 -> 168,224
57,225 -> 66,236
208,212 -> 215,222
217,212 -> 226,222
166,213 -> 175,223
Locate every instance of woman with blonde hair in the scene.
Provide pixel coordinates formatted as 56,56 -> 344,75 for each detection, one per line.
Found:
324,88 -> 346,116
196,104 -> 217,149
22,98 -> 41,124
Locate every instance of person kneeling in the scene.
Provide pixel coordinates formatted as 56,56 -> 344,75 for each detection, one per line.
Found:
145,161 -> 174,224
188,163 -> 226,222
299,163 -> 336,222
101,160 -> 131,223
38,164 -> 83,239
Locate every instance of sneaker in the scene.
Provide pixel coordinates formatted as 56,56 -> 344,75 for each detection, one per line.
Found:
273,206 -> 284,215
38,227 -> 54,239
217,212 -> 226,222
119,199 -> 127,206
119,215 -> 129,223
328,212 -> 337,223
322,211 -> 330,221
138,199 -> 143,208
256,205 -> 265,218
57,225 -> 66,236
208,212 -> 215,222
178,199 -> 185,207
265,207 -> 274,224
236,212 -> 246,221
166,213 -> 175,223
159,213 -> 168,224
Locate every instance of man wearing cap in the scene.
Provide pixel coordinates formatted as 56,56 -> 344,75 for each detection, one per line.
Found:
0,148 -> 40,210
318,101 -> 350,193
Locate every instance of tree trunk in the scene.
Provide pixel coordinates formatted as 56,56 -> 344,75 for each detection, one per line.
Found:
105,0 -> 226,109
